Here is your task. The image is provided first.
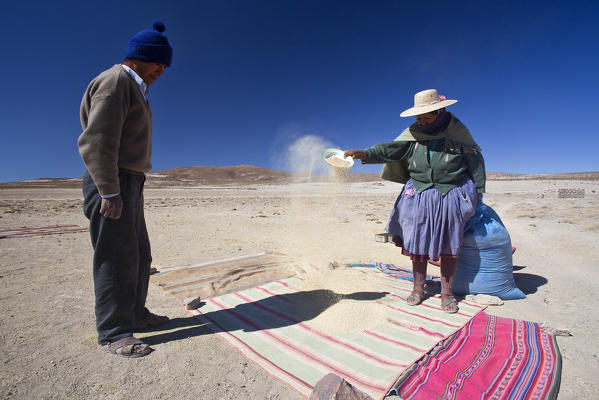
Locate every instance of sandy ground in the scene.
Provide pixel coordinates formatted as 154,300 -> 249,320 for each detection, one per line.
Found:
1,178 -> 598,399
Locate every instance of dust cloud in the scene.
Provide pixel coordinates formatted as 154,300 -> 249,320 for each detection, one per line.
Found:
284,134 -> 334,179
284,134 -> 353,184
278,135 -> 389,333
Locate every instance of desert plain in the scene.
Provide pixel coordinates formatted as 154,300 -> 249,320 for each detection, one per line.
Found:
1,169 -> 598,399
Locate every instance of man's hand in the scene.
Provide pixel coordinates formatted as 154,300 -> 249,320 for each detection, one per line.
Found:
344,150 -> 366,160
100,195 -> 123,220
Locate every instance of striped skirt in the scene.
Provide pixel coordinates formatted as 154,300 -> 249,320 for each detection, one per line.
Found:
386,178 -> 478,262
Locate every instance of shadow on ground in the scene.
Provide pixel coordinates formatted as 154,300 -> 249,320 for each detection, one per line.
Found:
512,266 -> 548,294
142,289 -> 386,346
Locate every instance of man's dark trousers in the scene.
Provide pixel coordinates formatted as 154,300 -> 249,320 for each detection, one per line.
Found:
83,170 -> 151,344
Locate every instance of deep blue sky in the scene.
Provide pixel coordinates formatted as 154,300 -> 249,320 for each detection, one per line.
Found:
1,0 -> 598,182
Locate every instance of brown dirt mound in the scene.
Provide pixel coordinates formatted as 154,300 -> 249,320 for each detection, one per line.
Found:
2,166 -> 598,188
146,164 -> 292,186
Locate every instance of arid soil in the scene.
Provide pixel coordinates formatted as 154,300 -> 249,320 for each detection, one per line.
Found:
1,175 -> 598,399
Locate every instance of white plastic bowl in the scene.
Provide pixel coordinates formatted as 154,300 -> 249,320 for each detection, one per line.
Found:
322,148 -> 354,169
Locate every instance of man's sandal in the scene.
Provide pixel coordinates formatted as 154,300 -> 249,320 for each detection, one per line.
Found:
406,291 -> 425,306
102,337 -> 152,358
136,312 -> 169,332
441,296 -> 459,314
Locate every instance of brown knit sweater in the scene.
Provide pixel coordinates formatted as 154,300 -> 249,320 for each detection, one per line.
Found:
78,64 -> 153,195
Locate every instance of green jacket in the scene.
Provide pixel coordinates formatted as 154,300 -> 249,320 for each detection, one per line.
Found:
363,114 -> 486,195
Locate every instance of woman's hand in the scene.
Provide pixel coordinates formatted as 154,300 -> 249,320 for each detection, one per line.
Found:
344,150 -> 366,160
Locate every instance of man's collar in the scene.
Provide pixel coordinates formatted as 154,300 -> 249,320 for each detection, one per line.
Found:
121,64 -> 148,100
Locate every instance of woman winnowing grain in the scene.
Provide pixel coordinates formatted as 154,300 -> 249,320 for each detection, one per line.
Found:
344,89 -> 486,313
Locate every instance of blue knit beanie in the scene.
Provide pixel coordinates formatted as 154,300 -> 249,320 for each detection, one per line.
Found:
126,21 -> 173,67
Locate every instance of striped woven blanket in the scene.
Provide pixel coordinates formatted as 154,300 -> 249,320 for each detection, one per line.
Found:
190,268 -> 485,399
391,311 -> 562,400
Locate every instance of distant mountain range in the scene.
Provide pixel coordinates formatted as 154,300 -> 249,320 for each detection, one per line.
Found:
1,165 -> 597,188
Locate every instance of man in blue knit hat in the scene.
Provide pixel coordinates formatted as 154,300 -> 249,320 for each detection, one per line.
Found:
78,21 -> 173,358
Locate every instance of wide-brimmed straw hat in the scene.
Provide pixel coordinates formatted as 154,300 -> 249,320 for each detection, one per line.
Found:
400,89 -> 457,117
